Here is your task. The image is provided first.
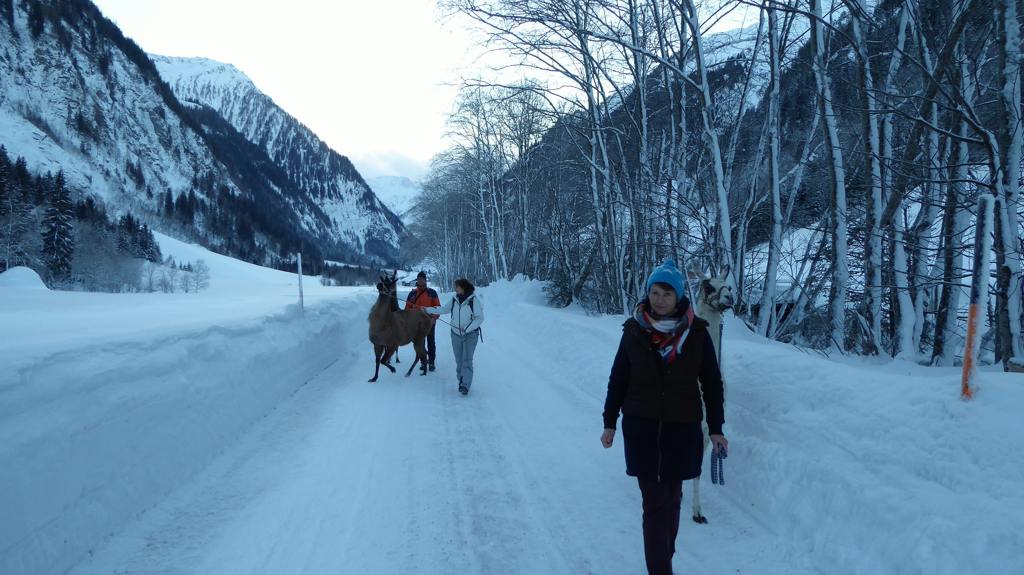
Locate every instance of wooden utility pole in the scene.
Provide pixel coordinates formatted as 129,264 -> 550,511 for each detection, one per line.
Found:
296,253 -> 304,313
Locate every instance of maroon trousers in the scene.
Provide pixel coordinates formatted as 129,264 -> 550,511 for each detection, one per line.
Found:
638,478 -> 683,575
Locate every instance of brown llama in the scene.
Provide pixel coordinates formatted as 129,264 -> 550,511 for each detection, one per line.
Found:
367,272 -> 432,382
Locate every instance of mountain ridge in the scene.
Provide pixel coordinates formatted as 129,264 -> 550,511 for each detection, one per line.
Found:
152,54 -> 406,262
0,0 -> 404,270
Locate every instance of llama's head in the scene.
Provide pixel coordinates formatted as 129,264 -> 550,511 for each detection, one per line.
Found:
699,277 -> 735,313
687,265 -> 734,315
377,273 -> 398,296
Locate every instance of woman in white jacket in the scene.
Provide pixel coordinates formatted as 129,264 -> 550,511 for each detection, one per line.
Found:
423,278 -> 484,395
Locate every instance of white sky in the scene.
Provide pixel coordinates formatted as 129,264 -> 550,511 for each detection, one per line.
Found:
91,1 -> 753,183
92,0 -> 479,181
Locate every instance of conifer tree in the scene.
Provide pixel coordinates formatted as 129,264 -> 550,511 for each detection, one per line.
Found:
41,171 -> 74,284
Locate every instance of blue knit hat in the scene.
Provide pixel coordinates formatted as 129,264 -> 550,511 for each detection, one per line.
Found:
646,259 -> 688,302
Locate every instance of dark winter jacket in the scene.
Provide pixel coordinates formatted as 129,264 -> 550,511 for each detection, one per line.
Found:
621,416 -> 706,480
602,315 -> 725,481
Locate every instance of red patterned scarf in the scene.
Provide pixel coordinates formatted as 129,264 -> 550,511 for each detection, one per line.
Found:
634,302 -> 694,364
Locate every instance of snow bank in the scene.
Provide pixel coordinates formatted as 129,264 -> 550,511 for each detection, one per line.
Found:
0,266 -> 48,291
0,233 -> 347,376
0,294 -> 373,575
477,275 -> 549,306
483,284 -> 1024,573
718,314 -> 1024,573
0,234 -> 376,575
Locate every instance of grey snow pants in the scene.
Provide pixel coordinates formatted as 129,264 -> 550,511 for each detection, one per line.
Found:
451,329 -> 480,389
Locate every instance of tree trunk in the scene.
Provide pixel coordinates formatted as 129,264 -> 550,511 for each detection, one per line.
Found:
845,0 -> 884,354
892,217 -> 917,358
995,0 -> 1024,366
683,0 -> 733,278
809,0 -> 849,351
757,4 -> 782,338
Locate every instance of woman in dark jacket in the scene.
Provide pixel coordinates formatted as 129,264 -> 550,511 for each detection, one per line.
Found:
601,259 -> 727,575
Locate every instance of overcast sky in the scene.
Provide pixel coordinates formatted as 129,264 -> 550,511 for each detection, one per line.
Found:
91,1 -> 753,183
92,0 -> 479,181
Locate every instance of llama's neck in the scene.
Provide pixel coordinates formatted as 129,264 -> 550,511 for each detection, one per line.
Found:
697,302 -> 723,359
697,302 -> 727,398
371,294 -> 395,324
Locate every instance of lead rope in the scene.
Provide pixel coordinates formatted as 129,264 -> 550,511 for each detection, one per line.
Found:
710,445 -> 727,485
399,297 -> 458,330
712,316 -> 727,487
718,318 -> 725,381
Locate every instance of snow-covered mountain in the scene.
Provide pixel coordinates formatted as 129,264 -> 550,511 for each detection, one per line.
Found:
152,56 -> 406,262
0,2 -> 221,220
0,0 -> 404,268
366,175 -> 422,220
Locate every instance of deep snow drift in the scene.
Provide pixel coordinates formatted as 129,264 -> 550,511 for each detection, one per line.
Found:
0,235 -> 372,575
2,257 -> 1022,574
0,267 -> 47,291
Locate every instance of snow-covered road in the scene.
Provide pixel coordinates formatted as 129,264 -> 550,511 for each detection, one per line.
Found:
8,275 -> 1013,575
66,281 -> 814,575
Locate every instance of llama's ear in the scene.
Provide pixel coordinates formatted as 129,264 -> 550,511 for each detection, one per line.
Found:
702,279 -> 715,295
686,267 -> 705,285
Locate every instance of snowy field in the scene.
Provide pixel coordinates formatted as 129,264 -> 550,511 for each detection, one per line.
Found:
0,232 -> 371,375
2,240 -> 1023,574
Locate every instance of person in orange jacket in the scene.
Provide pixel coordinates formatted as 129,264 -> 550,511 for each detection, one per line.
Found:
407,271 -> 442,371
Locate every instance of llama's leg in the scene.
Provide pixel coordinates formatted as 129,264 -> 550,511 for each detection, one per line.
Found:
692,430 -> 711,524
369,344 -> 383,382
381,347 -> 397,373
404,340 -> 422,377
691,477 -> 707,524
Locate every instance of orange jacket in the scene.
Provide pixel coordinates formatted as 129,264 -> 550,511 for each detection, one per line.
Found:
407,287 -> 441,319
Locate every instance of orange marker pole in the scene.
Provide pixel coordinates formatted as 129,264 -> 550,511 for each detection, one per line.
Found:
961,194 -> 993,401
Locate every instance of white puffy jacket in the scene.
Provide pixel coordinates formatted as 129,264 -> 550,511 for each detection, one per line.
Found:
428,293 -> 484,336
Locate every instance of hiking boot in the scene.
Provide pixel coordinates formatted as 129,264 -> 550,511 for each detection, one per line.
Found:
428,362 -> 436,372
458,385 -> 469,395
